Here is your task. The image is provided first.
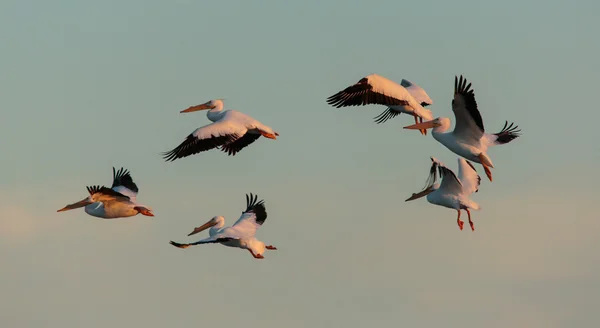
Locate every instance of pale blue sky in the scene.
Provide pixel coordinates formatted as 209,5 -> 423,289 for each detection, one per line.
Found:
1,0 -> 599,327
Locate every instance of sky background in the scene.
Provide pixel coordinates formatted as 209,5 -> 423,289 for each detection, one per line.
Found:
1,0 -> 599,327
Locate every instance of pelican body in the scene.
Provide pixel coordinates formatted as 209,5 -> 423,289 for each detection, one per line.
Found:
57,167 -> 154,219
162,99 -> 279,161
169,193 -> 277,259
326,74 -> 434,134
404,76 -> 521,181
406,157 -> 481,231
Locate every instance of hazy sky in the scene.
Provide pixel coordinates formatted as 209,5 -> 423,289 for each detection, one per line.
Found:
1,0 -> 599,327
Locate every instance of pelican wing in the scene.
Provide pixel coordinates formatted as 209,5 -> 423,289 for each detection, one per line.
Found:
220,132 -> 261,156
437,162 -> 463,196
87,185 -> 130,202
457,158 -> 481,195
110,167 -> 138,200
452,75 -> 484,141
230,193 -> 267,238
401,79 -> 433,107
170,236 -> 237,248
327,74 -> 417,108
162,119 -> 246,161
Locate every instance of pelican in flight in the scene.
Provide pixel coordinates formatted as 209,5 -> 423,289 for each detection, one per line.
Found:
169,193 -> 277,259
326,74 -> 434,135
405,157 -> 481,231
57,167 -> 154,218
403,75 -> 521,181
162,99 -> 279,161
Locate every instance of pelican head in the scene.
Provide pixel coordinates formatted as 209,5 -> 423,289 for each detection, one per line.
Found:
180,99 -> 224,113
187,216 -> 225,236
134,206 -> 154,217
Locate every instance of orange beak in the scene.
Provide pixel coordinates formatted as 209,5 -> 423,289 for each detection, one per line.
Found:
405,187 -> 435,201
57,198 -> 92,212
404,120 -> 440,131
187,220 -> 217,236
180,102 -> 215,113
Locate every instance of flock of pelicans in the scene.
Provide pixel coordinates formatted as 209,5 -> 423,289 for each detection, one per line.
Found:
56,74 -> 521,259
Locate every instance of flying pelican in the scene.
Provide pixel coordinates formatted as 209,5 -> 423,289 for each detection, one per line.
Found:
169,193 -> 277,259
326,74 -> 434,135
162,99 -> 279,161
403,75 -> 521,181
405,157 -> 481,231
57,167 -> 154,218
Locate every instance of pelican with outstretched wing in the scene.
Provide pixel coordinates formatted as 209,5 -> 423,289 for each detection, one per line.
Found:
162,99 -> 279,161
57,167 -> 154,218
403,75 -> 521,181
169,193 -> 277,259
406,157 -> 482,231
326,74 -> 434,134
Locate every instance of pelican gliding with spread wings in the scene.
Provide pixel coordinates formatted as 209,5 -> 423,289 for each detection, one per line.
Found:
57,167 -> 154,219
326,74 -> 434,134
162,99 -> 279,161
169,193 -> 277,259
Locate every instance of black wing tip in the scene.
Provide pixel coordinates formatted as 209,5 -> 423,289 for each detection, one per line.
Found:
245,193 -> 267,225
373,108 -> 401,124
454,75 -> 474,96
494,121 -> 522,144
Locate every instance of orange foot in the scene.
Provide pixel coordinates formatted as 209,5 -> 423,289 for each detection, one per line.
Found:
266,245 -> 277,250
469,221 -> 475,231
248,249 -> 265,259
457,220 -> 464,230
260,131 -> 277,139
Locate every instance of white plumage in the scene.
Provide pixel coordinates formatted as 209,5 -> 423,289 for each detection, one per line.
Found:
163,99 -> 279,161
326,74 -> 434,133
404,75 -> 521,181
405,157 -> 481,231
169,193 -> 277,259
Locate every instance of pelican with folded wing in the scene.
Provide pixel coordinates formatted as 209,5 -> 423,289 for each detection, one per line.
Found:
405,157 -> 481,231
404,75 -> 521,181
162,99 -> 279,161
169,193 -> 277,259
326,74 -> 434,134
57,167 -> 154,218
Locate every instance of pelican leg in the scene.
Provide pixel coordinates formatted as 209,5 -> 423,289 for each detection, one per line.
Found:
266,245 -> 277,250
419,116 -> 427,135
456,210 -> 464,231
414,114 -> 427,136
466,209 -> 475,231
478,154 -> 493,182
248,249 -> 264,259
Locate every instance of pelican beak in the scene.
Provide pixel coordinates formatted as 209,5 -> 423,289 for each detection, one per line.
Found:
187,219 -> 217,236
180,101 -> 215,113
57,198 -> 92,212
405,187 -> 435,202
403,120 -> 440,131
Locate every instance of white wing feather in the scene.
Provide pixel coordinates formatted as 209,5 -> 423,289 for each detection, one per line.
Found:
457,158 -> 481,196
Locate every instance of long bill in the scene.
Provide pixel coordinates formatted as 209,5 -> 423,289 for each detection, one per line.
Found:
57,198 -> 93,212
405,186 -> 435,201
403,120 -> 440,131
187,220 -> 218,236
180,101 -> 215,113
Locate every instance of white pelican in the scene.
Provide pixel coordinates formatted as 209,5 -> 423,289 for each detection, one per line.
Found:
405,157 -> 481,231
57,167 -> 154,218
169,193 -> 277,259
403,75 -> 521,181
162,99 -> 279,161
326,74 -> 434,135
